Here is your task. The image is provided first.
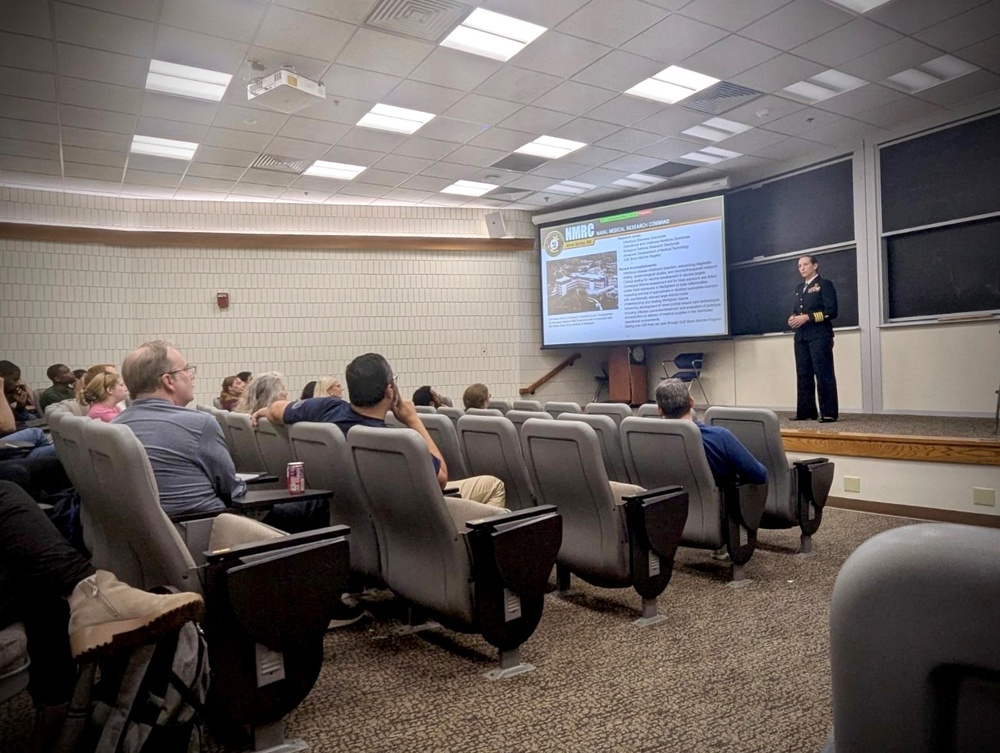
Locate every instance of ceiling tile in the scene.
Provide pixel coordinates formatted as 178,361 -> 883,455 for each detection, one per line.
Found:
681,36 -> 782,80
320,145 -> 384,166
510,33 -> 613,80
0,137 -> 60,160
807,116 -> 885,146
133,116 -> 207,143
714,126 -> 785,153
263,136 -> 329,159
185,161 -> 245,180
572,49 -> 666,91
915,69 -> 1000,107
551,117 -> 621,143
382,80 -> 464,113
420,161 -> 476,180
913,1 -> 1000,52
731,53 -> 826,92
481,0 -> 591,28
399,174 -> 453,192
272,0 -> 378,24
120,182 -> 178,196
408,48 -> 503,92
63,162 -> 122,181
279,186 -> 332,202
277,116 -> 350,145
352,167 -> 409,187
594,127 -> 663,151
140,92 -> 219,125
54,3 -> 156,58
527,159 -> 589,179
290,174 -> 351,192
56,44 -> 147,87
558,144 -> 626,167
792,18 -> 903,69
213,104 -> 287,134
638,137 -> 706,160
751,135 -> 836,161
958,34 -> 1000,74
557,0 -> 669,47
573,166 -> 626,185
678,0 -> 793,32
254,5 -> 354,62
444,144 -> 510,167
333,181 -> 387,198
322,64 -> 400,102
839,37 -> 941,82
585,95 -> 666,126
723,93 -> 806,126
443,94 -> 523,125
160,0 -> 270,44
852,96 -> 946,129
60,125 -> 128,151
866,0 -> 987,35
126,152 -> 190,174
470,126 -> 537,151
192,144 -> 259,167
69,1 -> 161,23
762,106 -> 857,138
239,167 -> 296,186
179,176 -> 238,194
0,1 -> 51,37
413,118 -> 486,144
537,80 -> 617,116
0,31 -> 55,72
227,181 -> 284,197
0,94 -> 58,124
382,187 -> 435,202
635,105 -> 708,135
60,103 -> 135,133
338,127 -> 407,153
814,84 -> 907,117
0,154 -> 62,175
304,96 -> 374,126
393,137 -> 460,161
0,67 -> 55,101
622,15 -> 729,64
373,153 -> 434,174
202,127 -> 272,152
336,28 -> 434,77
478,67 -> 563,105
498,106 -> 575,133
58,76 -> 141,115
0,118 -> 60,144
153,25 -> 250,75
739,0 -> 852,50
173,188 -> 229,200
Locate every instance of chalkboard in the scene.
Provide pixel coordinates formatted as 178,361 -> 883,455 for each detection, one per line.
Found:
725,159 -> 854,263
886,215 -> 1000,319
880,112 -> 1000,233
729,248 -> 859,336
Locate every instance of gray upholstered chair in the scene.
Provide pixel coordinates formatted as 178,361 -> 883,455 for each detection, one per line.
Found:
636,403 -> 660,417
543,400 -> 582,418
487,399 -> 512,414
519,418 -> 687,624
823,523 -> 1000,753
45,399 -> 86,417
704,406 -> 833,553
384,411 -> 405,428
437,405 -> 464,429
78,419 -> 350,750
222,411 -> 268,474
254,417 -> 295,479
456,414 -> 536,511
208,406 -> 236,458
619,417 -> 767,582
418,412 -> 470,480
557,413 -> 631,483
414,405 -> 437,414
212,396 -> 224,410
195,404 -> 213,413
584,402 -> 633,426
347,425 -> 561,678
505,409 -> 553,437
289,422 -> 381,582
464,406 -> 504,417
48,413 -> 104,555
512,399 -> 543,412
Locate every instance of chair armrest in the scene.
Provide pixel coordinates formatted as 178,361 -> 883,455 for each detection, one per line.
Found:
205,524 -> 350,563
794,458 -> 834,508
231,487 -> 333,511
243,473 -> 280,485
622,485 -> 688,560
169,509 -> 226,524
464,504 -> 558,530
722,480 -> 768,531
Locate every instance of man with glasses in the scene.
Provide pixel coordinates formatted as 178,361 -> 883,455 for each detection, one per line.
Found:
254,352 -> 505,506
115,341 -> 326,531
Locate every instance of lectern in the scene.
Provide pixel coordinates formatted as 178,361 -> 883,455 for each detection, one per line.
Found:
608,346 -> 647,406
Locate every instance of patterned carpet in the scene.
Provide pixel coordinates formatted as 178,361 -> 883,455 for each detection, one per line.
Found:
0,508 -> 916,753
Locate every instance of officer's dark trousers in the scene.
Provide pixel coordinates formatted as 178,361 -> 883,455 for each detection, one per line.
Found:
794,336 -> 838,420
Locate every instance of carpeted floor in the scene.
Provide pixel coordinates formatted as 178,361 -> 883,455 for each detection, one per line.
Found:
0,508 -> 918,753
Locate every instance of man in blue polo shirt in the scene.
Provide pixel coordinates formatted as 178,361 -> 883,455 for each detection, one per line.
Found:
254,353 -> 505,506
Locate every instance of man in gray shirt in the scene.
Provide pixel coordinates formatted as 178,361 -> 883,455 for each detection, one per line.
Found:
115,341 -> 325,531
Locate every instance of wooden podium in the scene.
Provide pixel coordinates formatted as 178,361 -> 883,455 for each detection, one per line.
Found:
608,346 -> 646,406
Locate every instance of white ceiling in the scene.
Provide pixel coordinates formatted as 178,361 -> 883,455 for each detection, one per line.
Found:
0,0 -> 998,209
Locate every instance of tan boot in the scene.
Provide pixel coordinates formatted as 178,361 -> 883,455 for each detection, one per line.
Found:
67,570 -> 204,660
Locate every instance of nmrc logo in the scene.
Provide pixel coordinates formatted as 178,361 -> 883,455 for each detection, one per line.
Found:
543,230 -> 564,257
565,223 -> 595,241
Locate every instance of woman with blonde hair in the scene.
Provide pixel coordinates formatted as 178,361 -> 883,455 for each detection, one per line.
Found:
76,363 -> 117,406
233,372 -> 288,415
84,371 -> 128,423
314,375 -> 343,399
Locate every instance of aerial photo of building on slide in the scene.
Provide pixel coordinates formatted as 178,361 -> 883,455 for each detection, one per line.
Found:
547,250 -> 619,315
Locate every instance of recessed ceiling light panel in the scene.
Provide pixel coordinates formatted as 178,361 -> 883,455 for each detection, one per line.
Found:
145,60 -> 232,102
626,65 -> 720,105
514,135 -> 586,160
303,160 -> 367,180
357,103 -> 435,134
546,180 -> 596,195
885,55 -> 979,93
682,117 -> 752,142
441,9 -> 546,62
441,179 -> 498,196
821,0 -> 896,13
782,69 -> 867,103
611,173 -> 664,189
130,134 -> 198,160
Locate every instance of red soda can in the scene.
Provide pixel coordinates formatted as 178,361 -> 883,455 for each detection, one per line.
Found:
286,461 -> 305,494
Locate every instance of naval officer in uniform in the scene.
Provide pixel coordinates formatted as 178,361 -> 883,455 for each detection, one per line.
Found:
788,255 -> 838,422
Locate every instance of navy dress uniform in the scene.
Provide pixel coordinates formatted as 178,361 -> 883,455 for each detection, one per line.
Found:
792,275 -> 838,421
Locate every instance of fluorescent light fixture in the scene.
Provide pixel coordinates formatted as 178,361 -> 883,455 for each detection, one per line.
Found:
514,135 -> 586,159
611,173 -> 664,190
681,117 -> 752,143
440,8 -> 546,62
303,160 -> 367,180
821,0 -> 896,13
626,65 -> 719,105
546,180 -> 595,195
357,103 -> 435,135
885,55 -> 979,93
679,146 -> 742,165
130,134 -> 198,160
440,180 -> 498,197
145,59 -> 232,101
782,69 -> 867,103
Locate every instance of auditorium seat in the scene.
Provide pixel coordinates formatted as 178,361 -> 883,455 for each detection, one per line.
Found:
254,417 -> 295,480
464,407 -> 504,417
543,401 -> 582,418
456,414 -> 536,511
512,399 -> 543,411
44,399 -> 86,417
584,402 -> 633,426
636,403 -> 660,417
704,406 -> 833,553
437,405 -> 464,430
414,405 -> 437,414
222,411 -> 269,475
620,417 -> 767,582
505,409 -> 553,437
347,425 -> 562,678
487,399 -> 512,414
74,418 -> 351,750
418,412 -> 470,480
519,418 -> 687,624
557,413 -> 631,483
823,523 -> 1000,753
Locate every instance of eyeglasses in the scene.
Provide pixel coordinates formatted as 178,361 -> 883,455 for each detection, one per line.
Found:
163,364 -> 197,377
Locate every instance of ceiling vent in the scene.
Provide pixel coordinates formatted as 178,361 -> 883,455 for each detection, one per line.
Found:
489,187 -> 533,201
680,82 -> 763,115
644,161 -> 700,179
364,0 -> 472,43
249,154 -> 311,174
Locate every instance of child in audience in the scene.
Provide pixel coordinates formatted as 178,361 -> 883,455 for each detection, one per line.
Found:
85,371 -> 128,423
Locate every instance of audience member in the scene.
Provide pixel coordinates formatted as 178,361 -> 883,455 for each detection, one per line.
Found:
0,362 -> 34,416
3,371 -> 38,423
84,371 -> 128,423
412,385 -> 443,408
71,369 -> 86,381
254,354 -> 505,506
236,371 -> 252,383
218,375 -> 246,411
38,364 -> 77,412
315,375 -> 344,399
233,371 -> 287,414
0,480 -> 204,752
462,383 -> 490,410
654,378 -> 767,486
300,381 -> 317,400
76,363 -> 117,407
115,343 -> 324,531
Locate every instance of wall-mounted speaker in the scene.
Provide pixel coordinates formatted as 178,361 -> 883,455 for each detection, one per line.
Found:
485,211 -> 507,239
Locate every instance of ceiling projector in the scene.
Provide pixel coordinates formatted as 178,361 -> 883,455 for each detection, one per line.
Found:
247,68 -> 325,114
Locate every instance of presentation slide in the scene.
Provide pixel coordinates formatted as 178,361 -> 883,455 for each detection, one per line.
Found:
539,195 -> 728,348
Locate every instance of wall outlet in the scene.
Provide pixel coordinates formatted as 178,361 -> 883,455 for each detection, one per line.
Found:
973,488 -> 996,507
843,476 -> 861,493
